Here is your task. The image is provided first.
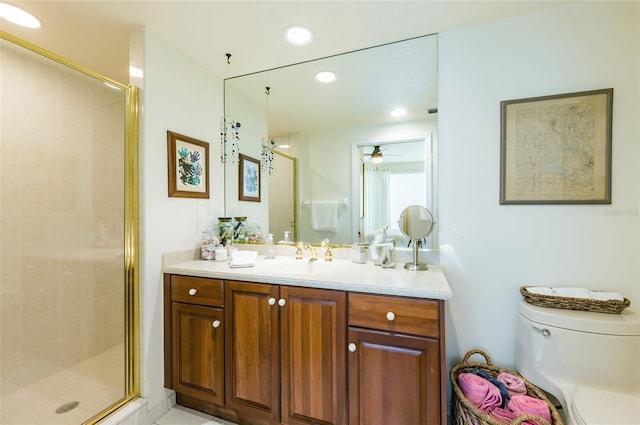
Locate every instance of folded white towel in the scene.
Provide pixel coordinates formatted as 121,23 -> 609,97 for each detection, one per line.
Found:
589,291 -> 624,302
311,200 -> 338,232
229,250 -> 257,268
526,286 -> 625,302
552,287 -> 592,299
526,287 -> 555,296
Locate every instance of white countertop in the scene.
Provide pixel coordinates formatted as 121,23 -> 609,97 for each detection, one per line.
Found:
163,255 -> 452,300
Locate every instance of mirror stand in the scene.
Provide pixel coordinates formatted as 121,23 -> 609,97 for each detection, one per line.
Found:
398,205 -> 434,272
405,240 -> 429,271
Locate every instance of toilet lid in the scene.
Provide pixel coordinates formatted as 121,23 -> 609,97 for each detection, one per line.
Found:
572,386 -> 640,425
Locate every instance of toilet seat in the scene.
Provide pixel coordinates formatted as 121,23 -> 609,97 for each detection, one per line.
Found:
570,386 -> 640,425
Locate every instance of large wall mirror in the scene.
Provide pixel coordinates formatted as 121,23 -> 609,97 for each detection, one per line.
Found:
224,34 -> 438,250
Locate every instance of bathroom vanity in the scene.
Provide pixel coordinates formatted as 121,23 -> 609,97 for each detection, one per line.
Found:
163,253 -> 452,425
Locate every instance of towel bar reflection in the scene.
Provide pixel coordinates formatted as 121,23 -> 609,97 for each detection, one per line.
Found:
303,199 -> 349,208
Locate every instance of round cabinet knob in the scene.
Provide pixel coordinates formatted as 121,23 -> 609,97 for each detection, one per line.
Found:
278,298 -> 286,307
188,288 -> 197,296
268,297 -> 276,306
386,311 -> 396,321
212,320 -> 221,328
348,343 -> 357,353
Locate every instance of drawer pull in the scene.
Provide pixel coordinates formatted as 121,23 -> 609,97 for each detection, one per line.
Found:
268,297 -> 276,305
348,343 -> 357,352
212,320 -> 221,328
386,311 -> 396,321
188,288 -> 197,296
278,298 -> 286,307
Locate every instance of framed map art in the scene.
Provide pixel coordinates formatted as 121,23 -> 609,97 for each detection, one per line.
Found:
167,131 -> 210,198
500,88 -> 613,204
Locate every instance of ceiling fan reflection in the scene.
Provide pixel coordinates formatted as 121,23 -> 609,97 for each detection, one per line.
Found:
364,145 -> 401,163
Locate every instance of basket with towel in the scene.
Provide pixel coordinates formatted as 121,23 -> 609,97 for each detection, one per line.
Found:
520,286 -> 630,314
450,349 -> 563,425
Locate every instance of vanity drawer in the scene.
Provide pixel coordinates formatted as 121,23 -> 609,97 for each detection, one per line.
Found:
171,275 -> 224,307
348,293 -> 439,338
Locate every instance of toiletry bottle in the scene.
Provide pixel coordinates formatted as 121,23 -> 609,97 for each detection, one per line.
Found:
265,233 -> 276,259
279,231 -> 293,244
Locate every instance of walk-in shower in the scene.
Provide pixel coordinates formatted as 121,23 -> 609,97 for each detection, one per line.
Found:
0,33 -> 138,424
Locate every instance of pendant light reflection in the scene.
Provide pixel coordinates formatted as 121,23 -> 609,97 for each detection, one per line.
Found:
261,87 -> 276,175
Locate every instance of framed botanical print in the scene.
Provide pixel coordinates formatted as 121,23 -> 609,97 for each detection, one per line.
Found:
239,153 -> 260,202
167,131 -> 210,198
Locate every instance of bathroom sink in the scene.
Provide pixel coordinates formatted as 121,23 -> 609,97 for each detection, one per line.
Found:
258,257 -> 337,275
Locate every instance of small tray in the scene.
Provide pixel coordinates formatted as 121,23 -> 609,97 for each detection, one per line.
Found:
520,286 -> 630,314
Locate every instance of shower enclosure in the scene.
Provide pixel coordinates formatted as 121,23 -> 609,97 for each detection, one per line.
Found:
0,33 -> 138,424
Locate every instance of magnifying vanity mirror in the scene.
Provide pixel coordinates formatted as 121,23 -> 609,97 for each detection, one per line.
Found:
223,34 -> 438,252
399,205 -> 435,270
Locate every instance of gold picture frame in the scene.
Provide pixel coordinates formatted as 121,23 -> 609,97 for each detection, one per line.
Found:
167,131 -> 210,198
238,153 -> 261,202
500,88 -> 613,204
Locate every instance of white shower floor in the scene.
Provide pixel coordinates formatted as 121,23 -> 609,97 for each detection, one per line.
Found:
0,345 -> 124,425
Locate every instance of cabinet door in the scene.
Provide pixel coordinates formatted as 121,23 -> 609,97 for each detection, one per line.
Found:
225,281 -> 280,424
172,303 -> 224,406
348,328 -> 441,425
280,287 -> 347,425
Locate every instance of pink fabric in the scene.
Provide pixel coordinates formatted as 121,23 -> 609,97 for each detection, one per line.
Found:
457,372 -> 502,411
491,407 -> 518,424
497,372 -> 527,397
508,394 -> 551,424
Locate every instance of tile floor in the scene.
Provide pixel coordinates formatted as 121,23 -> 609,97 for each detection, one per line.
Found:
154,406 -> 235,425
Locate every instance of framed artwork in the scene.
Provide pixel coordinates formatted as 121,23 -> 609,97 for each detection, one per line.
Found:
500,88 -> 613,204
238,153 -> 261,202
167,131 -> 209,198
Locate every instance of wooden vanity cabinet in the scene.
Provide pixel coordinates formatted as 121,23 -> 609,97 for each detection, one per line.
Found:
165,274 -> 445,425
164,275 -> 225,406
225,280 -> 347,425
347,293 -> 445,425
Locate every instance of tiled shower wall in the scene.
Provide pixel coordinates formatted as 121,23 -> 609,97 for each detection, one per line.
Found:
0,41 -> 125,395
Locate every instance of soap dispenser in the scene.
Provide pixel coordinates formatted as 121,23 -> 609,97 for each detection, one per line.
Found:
265,233 -> 276,259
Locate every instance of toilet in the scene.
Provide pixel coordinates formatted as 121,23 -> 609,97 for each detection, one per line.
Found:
514,301 -> 640,425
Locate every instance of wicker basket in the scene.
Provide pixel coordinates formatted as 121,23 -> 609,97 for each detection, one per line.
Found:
450,349 -> 563,425
520,286 -> 630,314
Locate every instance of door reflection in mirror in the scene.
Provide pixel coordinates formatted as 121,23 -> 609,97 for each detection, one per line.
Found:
358,138 -> 432,247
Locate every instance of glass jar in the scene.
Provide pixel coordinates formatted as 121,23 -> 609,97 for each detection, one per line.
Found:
233,216 -> 247,243
218,217 -> 233,246
200,231 -> 216,260
245,223 -> 263,243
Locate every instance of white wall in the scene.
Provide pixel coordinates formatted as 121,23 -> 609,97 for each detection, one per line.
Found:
439,0 -> 639,376
140,29 -> 225,411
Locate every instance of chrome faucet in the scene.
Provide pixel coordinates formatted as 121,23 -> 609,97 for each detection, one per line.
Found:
303,243 -> 318,261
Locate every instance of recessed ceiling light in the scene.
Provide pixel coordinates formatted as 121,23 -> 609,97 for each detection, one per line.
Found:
315,71 -> 337,84
390,107 -> 407,117
0,2 -> 41,28
284,25 -> 313,46
278,143 -> 291,149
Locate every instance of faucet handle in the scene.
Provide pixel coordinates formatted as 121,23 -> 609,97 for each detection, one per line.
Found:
295,242 -> 304,260
324,245 -> 333,262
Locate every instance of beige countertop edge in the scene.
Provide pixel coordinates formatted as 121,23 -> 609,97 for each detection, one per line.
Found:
163,260 -> 452,300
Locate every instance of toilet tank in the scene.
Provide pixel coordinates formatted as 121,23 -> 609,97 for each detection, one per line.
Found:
514,301 -> 640,397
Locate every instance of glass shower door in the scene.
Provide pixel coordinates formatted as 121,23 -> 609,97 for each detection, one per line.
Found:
0,35 -> 138,425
